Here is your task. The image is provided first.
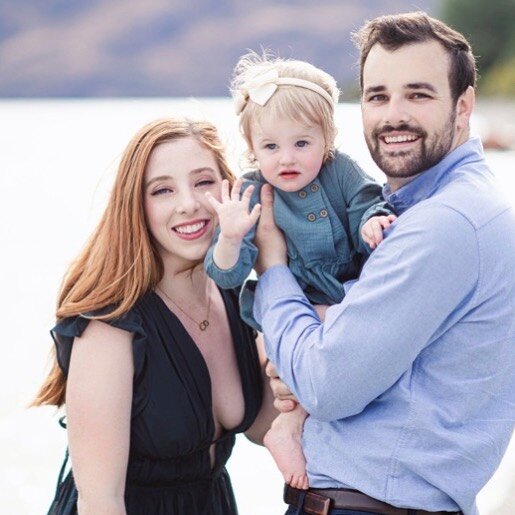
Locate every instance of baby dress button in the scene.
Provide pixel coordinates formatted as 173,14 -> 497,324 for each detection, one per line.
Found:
307,213 -> 316,222
320,209 -> 328,218
299,190 -> 307,198
310,184 -> 319,193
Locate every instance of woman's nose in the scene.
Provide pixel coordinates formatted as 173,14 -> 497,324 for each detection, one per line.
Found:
176,190 -> 200,214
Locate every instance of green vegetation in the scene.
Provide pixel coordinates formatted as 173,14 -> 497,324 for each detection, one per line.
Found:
440,0 -> 515,96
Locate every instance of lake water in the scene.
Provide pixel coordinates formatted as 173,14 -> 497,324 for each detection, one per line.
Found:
0,98 -> 513,514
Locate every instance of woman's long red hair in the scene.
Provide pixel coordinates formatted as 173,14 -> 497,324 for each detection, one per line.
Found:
32,118 -> 235,407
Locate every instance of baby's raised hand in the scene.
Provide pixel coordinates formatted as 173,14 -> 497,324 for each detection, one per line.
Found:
206,178 -> 261,242
361,214 -> 397,249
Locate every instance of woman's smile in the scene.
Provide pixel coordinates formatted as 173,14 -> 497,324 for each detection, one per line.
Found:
172,218 -> 212,240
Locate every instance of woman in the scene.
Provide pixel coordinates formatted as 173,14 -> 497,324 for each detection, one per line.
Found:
33,117 -> 276,514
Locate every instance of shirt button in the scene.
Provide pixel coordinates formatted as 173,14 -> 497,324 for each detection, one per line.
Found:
307,213 -> 316,222
320,209 -> 328,218
299,190 -> 307,198
310,184 -> 319,192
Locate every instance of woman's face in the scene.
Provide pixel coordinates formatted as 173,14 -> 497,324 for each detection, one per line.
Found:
144,137 -> 223,268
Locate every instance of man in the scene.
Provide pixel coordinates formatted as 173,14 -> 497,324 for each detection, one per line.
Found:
253,11 -> 515,515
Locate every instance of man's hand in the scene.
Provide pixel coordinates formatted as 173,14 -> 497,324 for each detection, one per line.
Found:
361,214 -> 397,249
254,184 -> 287,275
265,360 -> 297,412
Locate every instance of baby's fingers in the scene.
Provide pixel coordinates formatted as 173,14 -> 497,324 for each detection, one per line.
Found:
249,203 -> 261,225
205,191 -> 222,210
361,224 -> 378,249
230,178 -> 243,200
221,179 -> 231,201
377,215 -> 396,229
371,220 -> 384,245
240,184 -> 255,208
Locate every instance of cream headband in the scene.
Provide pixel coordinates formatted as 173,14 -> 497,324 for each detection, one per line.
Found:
233,69 -> 335,115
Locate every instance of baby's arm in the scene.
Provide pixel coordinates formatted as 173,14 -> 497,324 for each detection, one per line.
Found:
331,152 -> 396,256
206,178 -> 261,270
361,214 -> 397,249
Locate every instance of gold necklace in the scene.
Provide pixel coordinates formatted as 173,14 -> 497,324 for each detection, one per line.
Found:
157,281 -> 212,331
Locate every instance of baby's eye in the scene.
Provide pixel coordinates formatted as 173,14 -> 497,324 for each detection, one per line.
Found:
264,143 -> 277,150
296,140 -> 309,148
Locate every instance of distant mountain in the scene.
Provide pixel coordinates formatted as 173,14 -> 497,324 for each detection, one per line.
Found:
0,0 -> 438,97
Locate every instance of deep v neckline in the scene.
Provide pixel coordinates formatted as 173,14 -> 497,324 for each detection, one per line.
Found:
151,288 -> 250,439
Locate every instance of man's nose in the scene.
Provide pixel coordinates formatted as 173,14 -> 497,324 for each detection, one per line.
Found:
383,96 -> 410,126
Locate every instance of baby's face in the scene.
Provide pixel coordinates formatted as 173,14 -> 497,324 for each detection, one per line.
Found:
250,117 -> 325,192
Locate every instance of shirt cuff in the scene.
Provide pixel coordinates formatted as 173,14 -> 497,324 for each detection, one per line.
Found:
253,265 -> 305,324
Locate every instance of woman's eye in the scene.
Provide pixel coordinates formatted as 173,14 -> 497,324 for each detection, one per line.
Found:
152,187 -> 172,196
196,179 -> 215,187
296,140 -> 309,148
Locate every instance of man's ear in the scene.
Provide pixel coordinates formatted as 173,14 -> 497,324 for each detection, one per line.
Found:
456,85 -> 475,131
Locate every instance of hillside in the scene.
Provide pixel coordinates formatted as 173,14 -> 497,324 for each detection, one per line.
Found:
0,0 -> 438,97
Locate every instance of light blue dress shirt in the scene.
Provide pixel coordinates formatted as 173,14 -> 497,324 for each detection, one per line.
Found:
254,138 -> 515,515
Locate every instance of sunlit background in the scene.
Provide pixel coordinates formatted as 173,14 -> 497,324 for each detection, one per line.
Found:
0,1 -> 514,513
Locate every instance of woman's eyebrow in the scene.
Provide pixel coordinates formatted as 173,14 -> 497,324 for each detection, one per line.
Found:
146,174 -> 172,187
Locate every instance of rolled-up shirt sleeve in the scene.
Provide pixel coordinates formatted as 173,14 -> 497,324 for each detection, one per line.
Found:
254,203 -> 479,421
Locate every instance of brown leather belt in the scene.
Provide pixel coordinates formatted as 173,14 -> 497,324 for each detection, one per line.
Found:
284,485 -> 461,515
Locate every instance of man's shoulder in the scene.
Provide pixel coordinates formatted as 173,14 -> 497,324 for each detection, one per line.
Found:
427,165 -> 512,231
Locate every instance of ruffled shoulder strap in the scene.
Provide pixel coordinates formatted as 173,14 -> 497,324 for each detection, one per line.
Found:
51,305 -> 148,381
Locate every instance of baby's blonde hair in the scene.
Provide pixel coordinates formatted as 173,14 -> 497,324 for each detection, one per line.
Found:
231,51 -> 340,166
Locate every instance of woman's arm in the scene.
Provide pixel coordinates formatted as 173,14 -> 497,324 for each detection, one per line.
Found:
66,320 -> 134,515
244,333 -> 279,445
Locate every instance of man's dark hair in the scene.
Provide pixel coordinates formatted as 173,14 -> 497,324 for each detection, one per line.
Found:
352,11 -> 477,102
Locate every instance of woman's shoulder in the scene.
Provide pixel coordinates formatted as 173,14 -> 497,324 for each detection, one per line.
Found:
52,299 -> 146,338
51,293 -> 155,376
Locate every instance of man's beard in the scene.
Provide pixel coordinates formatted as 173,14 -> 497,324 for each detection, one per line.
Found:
365,110 -> 456,180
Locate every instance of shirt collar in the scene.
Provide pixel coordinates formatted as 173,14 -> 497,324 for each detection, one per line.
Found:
382,137 -> 484,214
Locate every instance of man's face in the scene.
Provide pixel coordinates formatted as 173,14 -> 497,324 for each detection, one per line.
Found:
361,40 -> 463,191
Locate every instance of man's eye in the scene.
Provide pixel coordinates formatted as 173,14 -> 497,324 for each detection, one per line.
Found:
411,93 -> 431,100
368,94 -> 387,102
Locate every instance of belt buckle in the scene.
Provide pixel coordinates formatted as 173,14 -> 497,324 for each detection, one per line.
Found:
284,485 -> 332,515
304,490 -> 332,515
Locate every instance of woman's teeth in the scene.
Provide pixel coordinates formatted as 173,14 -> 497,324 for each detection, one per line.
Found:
174,221 -> 206,234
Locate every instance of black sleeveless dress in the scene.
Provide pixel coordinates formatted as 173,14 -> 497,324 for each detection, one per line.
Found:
51,289 -> 263,514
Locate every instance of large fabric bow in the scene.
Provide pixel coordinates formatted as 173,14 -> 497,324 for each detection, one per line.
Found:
233,69 -> 281,115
